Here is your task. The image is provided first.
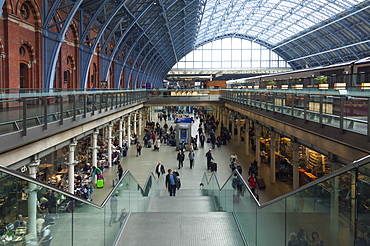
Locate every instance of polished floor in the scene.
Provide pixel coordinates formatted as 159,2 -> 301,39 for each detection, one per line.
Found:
90,115 -> 294,206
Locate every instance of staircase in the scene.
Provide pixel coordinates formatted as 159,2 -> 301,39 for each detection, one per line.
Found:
116,189 -> 246,246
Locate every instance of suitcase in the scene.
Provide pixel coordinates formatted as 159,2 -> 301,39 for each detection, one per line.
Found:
122,149 -> 127,157
210,162 -> 217,172
147,142 -> 152,148
257,177 -> 266,189
206,138 -> 211,143
113,178 -> 119,187
96,179 -> 104,188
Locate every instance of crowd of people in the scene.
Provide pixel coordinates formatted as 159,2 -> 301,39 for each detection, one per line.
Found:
288,229 -> 325,246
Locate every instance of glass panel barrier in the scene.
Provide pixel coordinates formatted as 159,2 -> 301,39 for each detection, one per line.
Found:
0,166 -> 161,246
201,158 -> 370,246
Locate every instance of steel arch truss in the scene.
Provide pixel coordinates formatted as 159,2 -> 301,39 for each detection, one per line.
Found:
196,0 -> 370,70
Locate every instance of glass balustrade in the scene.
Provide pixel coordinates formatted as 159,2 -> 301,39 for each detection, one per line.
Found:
0,166 -> 157,246
201,158 -> 370,246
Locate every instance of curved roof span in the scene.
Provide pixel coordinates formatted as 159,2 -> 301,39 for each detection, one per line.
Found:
8,0 -> 370,87
196,0 -> 370,69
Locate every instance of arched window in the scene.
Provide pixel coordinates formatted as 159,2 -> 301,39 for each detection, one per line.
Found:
20,63 -> 29,88
173,37 -> 290,69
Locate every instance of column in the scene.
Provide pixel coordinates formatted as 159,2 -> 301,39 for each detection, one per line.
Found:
108,123 -> 113,167
255,123 -> 261,164
119,119 -> 123,147
231,113 -> 235,140
68,141 -> 77,194
133,112 -> 137,136
127,114 -> 131,148
222,107 -> 227,128
328,158 -> 340,246
27,158 -> 40,239
270,132 -> 276,183
139,109 -> 143,136
292,141 -> 300,189
123,120 -> 126,137
237,120 -> 241,147
226,110 -> 230,134
244,119 -> 250,156
92,131 -> 98,183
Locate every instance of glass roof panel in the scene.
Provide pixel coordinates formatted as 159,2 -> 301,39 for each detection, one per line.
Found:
196,0 -> 367,46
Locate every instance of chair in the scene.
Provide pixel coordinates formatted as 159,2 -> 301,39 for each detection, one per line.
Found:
57,200 -> 70,213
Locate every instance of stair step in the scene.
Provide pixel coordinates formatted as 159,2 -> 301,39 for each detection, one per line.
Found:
118,212 -> 245,246
149,194 -> 215,212
159,188 -> 205,197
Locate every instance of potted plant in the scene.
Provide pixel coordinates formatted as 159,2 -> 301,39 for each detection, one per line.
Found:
267,80 -> 276,89
315,76 -> 329,89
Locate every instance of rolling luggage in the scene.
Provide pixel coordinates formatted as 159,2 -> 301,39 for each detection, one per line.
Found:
122,148 -> 127,157
210,162 -> 217,172
96,179 -> 104,188
147,142 -> 152,148
206,138 -> 211,143
257,177 -> 266,189
113,178 -> 119,187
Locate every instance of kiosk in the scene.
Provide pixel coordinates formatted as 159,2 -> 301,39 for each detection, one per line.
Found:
175,117 -> 192,150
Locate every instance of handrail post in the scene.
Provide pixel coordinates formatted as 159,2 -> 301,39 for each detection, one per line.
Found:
22,98 -> 27,136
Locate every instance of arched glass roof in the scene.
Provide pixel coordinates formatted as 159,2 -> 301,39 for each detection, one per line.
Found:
35,0 -> 370,87
196,0 -> 367,47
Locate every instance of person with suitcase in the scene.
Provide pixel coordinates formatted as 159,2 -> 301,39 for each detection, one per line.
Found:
248,173 -> 258,196
205,149 -> 214,170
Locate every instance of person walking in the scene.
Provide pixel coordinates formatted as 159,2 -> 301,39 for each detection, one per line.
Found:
38,221 -> 52,246
205,149 -> 214,170
165,169 -> 179,196
155,161 -> 165,178
154,138 -> 161,152
200,133 -> 205,148
108,193 -> 118,227
136,141 -> 142,157
117,164 -> 123,180
188,150 -> 195,169
177,150 -> 185,169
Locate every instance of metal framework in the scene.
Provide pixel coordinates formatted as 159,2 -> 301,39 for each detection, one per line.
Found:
2,0 -> 369,88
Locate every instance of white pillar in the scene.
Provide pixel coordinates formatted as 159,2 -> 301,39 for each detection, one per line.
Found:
123,120 -> 126,137
255,124 -> 261,164
133,112 -> 137,136
27,158 -> 40,239
270,132 -> 276,184
108,123 -> 113,167
245,119 -> 250,156
226,111 -> 230,134
231,113 -> 235,140
139,110 -> 143,137
92,131 -> 98,182
119,119 -> 123,147
292,142 -> 300,189
68,141 -> 77,194
127,115 -> 131,148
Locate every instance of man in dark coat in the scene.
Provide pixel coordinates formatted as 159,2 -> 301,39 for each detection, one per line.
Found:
155,161 -> 165,178
177,150 -> 185,169
205,149 -> 214,170
165,169 -> 179,196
